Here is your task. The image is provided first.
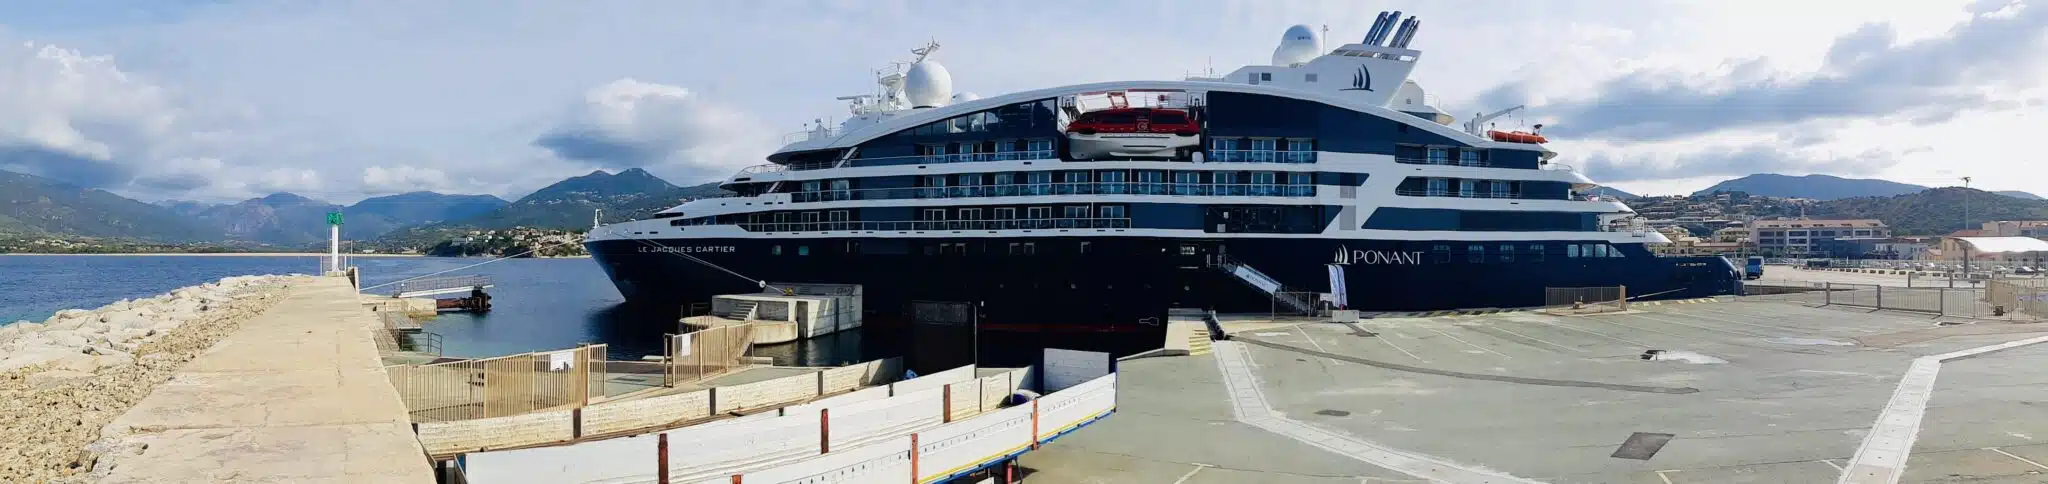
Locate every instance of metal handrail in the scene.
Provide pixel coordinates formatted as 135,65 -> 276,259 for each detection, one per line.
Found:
739,217 -> 1133,233
1205,150 -> 1317,164
1394,156 -> 1492,167
782,127 -> 842,144
787,182 -> 1314,203
391,275 -> 490,296
1393,188 -> 1530,199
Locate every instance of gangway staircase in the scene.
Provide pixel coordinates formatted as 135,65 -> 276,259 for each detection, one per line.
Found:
1209,254 -> 1319,315
722,300 -> 760,320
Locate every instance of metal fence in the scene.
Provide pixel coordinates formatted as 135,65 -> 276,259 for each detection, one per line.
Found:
387,344 -> 608,422
664,323 -> 756,386
390,274 -> 491,297
1987,280 -> 2048,317
1545,286 -> 1629,313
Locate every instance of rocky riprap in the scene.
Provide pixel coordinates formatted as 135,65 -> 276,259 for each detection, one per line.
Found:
0,275 -> 295,483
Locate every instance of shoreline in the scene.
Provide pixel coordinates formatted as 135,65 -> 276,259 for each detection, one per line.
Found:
1,252 -> 425,257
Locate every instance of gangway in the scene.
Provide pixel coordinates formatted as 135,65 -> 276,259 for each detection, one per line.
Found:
1210,255 -> 1319,315
391,274 -> 493,299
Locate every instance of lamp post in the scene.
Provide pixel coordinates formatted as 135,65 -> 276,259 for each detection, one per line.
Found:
1961,177 -> 1972,283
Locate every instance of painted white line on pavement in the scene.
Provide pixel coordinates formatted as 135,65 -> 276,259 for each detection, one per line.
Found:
1212,341 -> 1546,484
1838,334 -> 2048,484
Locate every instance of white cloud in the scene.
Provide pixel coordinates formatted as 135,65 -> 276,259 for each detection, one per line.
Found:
0,0 -> 2041,201
0,39 -> 179,187
533,78 -> 776,182
361,165 -> 453,194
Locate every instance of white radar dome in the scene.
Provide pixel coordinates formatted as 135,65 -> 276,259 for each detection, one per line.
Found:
1271,24 -> 1322,66
951,92 -> 981,103
904,60 -> 954,108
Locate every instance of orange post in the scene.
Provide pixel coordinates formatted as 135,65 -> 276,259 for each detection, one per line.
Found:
820,408 -> 831,454
657,433 -> 670,484
942,385 -> 953,423
1030,399 -> 1040,450
909,433 -> 921,483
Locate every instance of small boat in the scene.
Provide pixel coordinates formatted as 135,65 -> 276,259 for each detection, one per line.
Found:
1487,130 -> 1548,144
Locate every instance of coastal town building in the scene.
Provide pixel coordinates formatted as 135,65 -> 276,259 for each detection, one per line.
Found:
1749,219 -> 1890,256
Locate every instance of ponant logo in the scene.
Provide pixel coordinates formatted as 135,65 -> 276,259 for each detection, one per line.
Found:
1332,245 -> 1426,265
1341,66 -> 1374,91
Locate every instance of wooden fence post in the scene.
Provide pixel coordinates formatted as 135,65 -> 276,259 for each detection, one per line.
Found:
942,385 -> 953,423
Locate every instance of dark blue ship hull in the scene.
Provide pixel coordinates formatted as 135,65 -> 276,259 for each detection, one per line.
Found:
586,236 -> 1739,330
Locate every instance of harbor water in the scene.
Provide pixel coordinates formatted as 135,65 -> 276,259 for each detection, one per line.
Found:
1,255 -> 1154,369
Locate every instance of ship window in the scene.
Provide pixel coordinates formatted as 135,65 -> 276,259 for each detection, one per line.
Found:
773,245 -> 783,256
1181,245 -> 1197,256
1529,244 -> 1545,262
1028,206 -> 1051,219
1467,244 -> 1484,263
1064,206 -> 1089,219
1064,171 -> 1089,183
1427,147 -> 1450,165
1459,150 -> 1482,166
1609,245 -> 1625,258
1305,73 -> 1318,82
1099,205 -> 1125,219
798,245 -> 809,256
1426,178 -> 1448,196
1260,72 -> 1272,81
1023,242 -> 1036,255
1500,244 -> 1515,262
1079,241 -> 1091,254
958,208 -> 982,221
1593,244 -> 1609,258
1434,244 -> 1451,263
1567,244 -> 1581,258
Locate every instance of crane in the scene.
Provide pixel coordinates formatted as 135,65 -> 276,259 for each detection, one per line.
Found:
1463,105 -> 1525,137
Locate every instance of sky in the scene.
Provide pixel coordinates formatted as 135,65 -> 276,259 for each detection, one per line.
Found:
0,0 -> 2042,204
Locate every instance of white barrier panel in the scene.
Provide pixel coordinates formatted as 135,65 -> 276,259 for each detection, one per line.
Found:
891,364 -> 975,395
864,358 -> 903,387
580,389 -> 712,436
1036,373 -> 1117,440
714,371 -> 823,414
669,411 -> 823,481
737,434 -> 914,483
460,430 -> 655,483
416,409 -> 575,455
916,404 -> 1037,482
977,373 -> 1011,411
1043,348 -> 1110,392
828,386 -> 944,450
783,385 -> 891,415
819,363 -> 869,394
945,380 -> 984,421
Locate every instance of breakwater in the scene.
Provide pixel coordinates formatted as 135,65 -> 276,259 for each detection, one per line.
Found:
0,275 -> 290,482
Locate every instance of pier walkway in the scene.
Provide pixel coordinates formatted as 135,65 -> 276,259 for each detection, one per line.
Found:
92,276 -> 434,483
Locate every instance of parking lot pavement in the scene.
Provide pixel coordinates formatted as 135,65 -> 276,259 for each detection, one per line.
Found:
1226,300 -> 2048,483
1015,349 -> 1418,483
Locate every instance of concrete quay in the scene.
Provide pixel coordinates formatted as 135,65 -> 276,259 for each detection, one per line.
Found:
1026,298 -> 2048,483
86,275 -> 434,483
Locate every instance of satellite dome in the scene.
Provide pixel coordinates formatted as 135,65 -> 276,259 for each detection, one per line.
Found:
1271,24 -> 1321,66
904,60 -> 954,108
951,92 -> 981,103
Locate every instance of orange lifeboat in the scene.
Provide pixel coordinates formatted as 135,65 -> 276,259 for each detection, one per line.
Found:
1487,130 -> 1549,144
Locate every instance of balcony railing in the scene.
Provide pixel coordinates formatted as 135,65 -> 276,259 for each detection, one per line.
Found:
739,217 -> 1133,233
1394,157 -> 1491,167
1394,188 -> 1537,199
737,148 -> 1319,177
787,182 -> 1314,203
1207,150 -> 1317,164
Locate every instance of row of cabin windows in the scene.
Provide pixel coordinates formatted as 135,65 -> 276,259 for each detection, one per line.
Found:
915,139 -> 1058,161
768,241 -> 1119,257
794,171 -> 1314,190
1430,243 -> 1628,263
1396,145 -> 1486,166
1209,137 -> 1316,163
904,99 -> 1059,136
792,170 -> 1318,200
738,205 -> 1127,224
1412,178 -> 1522,198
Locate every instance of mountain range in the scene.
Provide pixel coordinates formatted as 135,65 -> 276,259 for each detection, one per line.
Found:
1693,174 -> 2042,201
1,167 -> 726,248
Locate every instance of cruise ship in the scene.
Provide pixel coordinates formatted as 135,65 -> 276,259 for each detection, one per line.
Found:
585,13 -> 1741,331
